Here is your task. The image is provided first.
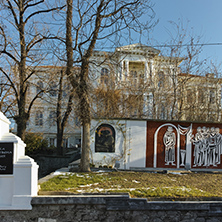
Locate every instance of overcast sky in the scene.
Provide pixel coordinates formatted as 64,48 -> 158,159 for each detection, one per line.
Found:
149,0 -> 222,65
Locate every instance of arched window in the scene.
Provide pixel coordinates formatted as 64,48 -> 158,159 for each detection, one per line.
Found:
100,68 -> 109,84
95,124 -> 115,152
35,110 -> 43,126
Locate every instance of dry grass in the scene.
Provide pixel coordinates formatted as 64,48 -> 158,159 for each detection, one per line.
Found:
39,171 -> 222,200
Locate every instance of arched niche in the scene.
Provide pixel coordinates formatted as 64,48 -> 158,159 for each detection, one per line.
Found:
95,124 -> 115,152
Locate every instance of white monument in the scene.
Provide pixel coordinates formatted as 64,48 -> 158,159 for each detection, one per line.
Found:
0,112 -> 39,210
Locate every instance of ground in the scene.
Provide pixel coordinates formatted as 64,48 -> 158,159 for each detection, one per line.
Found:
38,169 -> 222,200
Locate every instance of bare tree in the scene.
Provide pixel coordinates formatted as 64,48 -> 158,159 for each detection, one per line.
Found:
0,71 -> 16,116
64,0 -> 156,171
0,0 -> 64,140
56,68 -> 75,155
152,20 -> 206,121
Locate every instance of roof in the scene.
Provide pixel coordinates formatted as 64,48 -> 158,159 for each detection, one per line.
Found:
178,73 -> 222,84
115,43 -> 160,55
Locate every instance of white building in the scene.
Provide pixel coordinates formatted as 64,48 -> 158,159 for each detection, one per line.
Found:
25,66 -> 81,148
22,43 -> 222,150
24,43 -> 182,148
90,43 -> 183,119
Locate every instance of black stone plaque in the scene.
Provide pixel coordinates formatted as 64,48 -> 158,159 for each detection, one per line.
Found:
0,142 -> 13,174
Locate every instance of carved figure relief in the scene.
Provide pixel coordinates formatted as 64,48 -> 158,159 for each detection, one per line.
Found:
152,121 -> 222,169
191,126 -> 222,167
163,126 -> 176,165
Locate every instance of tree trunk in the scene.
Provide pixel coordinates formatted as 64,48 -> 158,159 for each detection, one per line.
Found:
57,70 -> 63,155
80,122 -> 91,172
57,129 -> 64,156
15,111 -> 28,140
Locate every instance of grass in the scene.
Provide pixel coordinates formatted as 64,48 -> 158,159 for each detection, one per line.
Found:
39,171 -> 222,200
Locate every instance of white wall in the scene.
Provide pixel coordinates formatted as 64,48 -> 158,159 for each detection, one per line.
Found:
126,120 -> 147,169
90,119 -> 126,168
90,119 -> 147,169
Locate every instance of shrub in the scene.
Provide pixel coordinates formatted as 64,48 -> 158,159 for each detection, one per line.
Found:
24,132 -> 49,155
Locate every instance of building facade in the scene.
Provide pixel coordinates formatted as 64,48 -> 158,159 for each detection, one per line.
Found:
90,43 -> 182,119
90,43 -> 222,121
21,43 -> 222,149
178,73 -> 222,122
25,66 -> 81,148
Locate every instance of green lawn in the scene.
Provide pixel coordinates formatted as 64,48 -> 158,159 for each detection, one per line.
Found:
39,171 -> 222,200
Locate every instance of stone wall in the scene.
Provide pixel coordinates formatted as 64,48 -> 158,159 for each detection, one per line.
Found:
1,195 -> 222,222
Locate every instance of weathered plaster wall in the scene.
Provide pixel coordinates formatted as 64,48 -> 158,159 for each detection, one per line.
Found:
1,195 -> 222,222
127,120 -> 146,169
90,119 -> 127,168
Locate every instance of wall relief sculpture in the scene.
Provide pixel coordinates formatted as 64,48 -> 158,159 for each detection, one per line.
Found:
151,121 -> 222,169
163,126 -> 176,165
191,126 -> 222,167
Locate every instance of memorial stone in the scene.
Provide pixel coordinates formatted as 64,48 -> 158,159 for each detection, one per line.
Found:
0,112 -> 39,210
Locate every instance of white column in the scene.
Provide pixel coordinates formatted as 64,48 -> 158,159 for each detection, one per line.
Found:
185,126 -> 193,169
149,59 -> 154,81
125,60 -> 129,81
120,60 -> 124,81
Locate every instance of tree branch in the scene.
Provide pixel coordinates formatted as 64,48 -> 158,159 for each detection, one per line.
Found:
25,5 -> 66,23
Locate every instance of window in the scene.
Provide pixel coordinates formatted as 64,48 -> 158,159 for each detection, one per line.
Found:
35,111 -> 43,126
63,83 -> 70,97
160,104 -> 166,119
209,90 -> 215,103
49,110 -> 56,126
95,124 -> 115,152
50,138 -> 56,147
198,89 -> 204,103
158,71 -> 165,88
75,117 -> 81,127
49,81 -> 57,97
221,86 -> 222,105
187,89 -> 194,104
75,138 -> 81,147
36,81 -> 43,96
139,71 -> 144,84
100,68 -> 109,84
130,70 -> 138,87
63,138 -> 68,148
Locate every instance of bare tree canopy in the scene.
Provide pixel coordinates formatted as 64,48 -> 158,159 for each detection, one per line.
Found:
0,0 -> 65,140
64,0 -> 156,171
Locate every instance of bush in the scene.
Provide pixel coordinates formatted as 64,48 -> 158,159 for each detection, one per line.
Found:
24,132 -> 50,155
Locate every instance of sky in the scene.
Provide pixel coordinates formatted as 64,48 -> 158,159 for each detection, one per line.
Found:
147,0 -> 222,66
